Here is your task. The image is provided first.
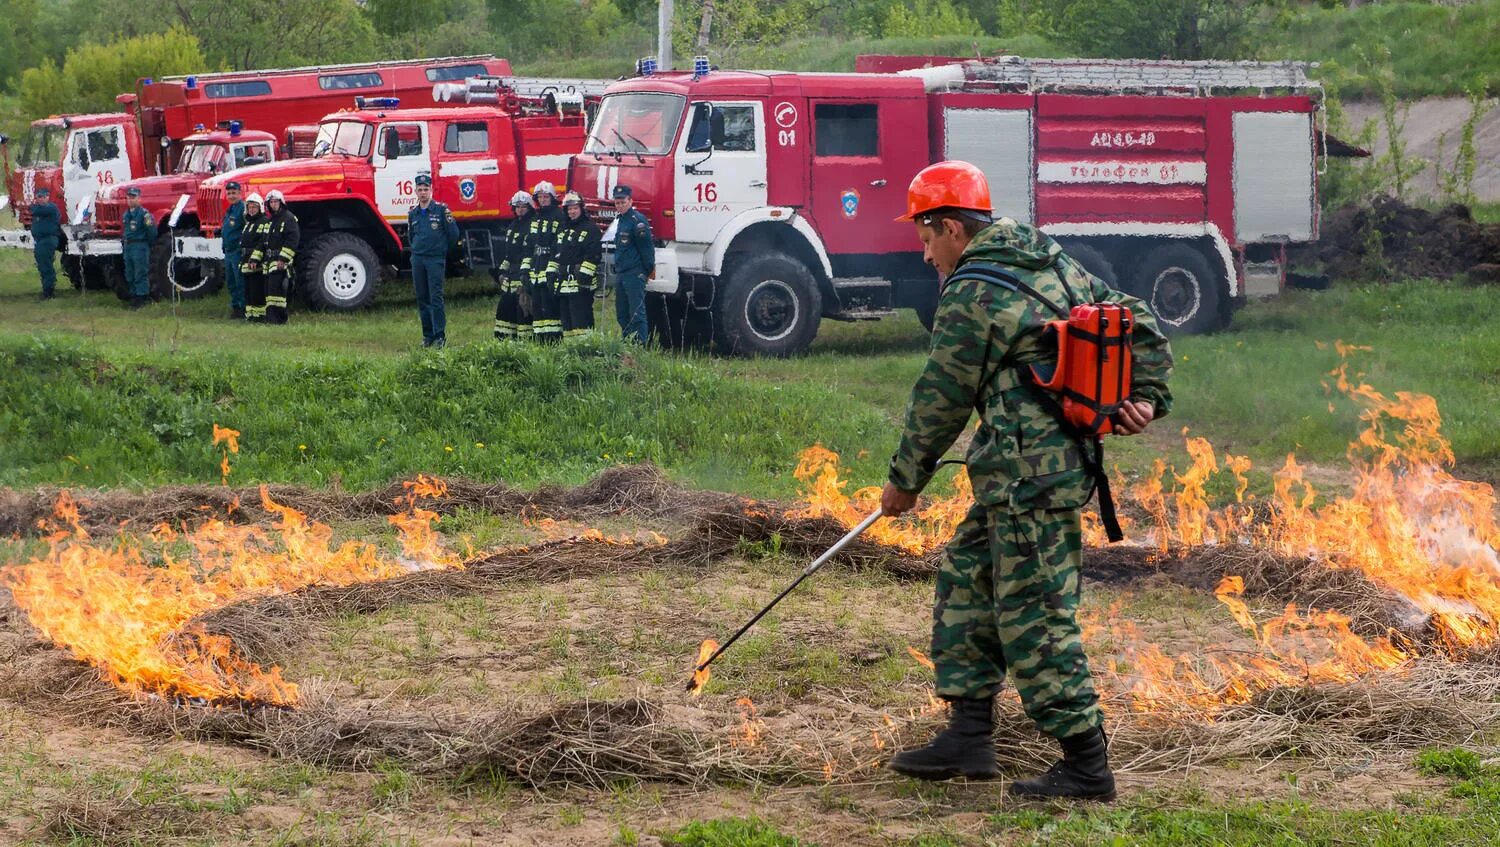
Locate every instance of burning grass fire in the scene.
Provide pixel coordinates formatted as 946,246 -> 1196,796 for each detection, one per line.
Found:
1,478 -> 460,706
791,345 -> 1500,715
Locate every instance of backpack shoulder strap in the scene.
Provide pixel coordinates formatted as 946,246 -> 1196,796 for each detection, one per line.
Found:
946,261 -> 1069,320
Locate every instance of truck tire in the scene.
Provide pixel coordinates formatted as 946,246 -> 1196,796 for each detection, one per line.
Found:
62,253 -> 85,291
1057,241 -> 1118,288
1130,243 -> 1222,335
713,252 -> 822,357
298,232 -> 380,311
151,231 -> 223,300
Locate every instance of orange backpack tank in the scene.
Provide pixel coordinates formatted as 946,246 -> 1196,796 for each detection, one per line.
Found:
945,260 -> 1134,541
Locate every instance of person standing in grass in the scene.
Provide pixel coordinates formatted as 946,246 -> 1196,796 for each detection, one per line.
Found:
262,190 -> 298,326
494,191 -> 534,340
557,191 -> 602,338
121,187 -> 155,309
28,186 -> 61,301
220,181 -> 247,319
881,161 -> 1173,801
610,184 -> 653,344
407,173 -> 459,349
240,193 -> 268,322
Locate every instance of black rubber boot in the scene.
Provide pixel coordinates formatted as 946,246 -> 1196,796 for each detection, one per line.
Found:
888,697 -> 998,781
1008,727 -> 1116,801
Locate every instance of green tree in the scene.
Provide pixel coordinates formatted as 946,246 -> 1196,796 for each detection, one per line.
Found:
1051,0 -> 1259,59
0,0 -> 47,92
880,0 -> 983,38
143,0 -> 381,70
18,29 -> 205,119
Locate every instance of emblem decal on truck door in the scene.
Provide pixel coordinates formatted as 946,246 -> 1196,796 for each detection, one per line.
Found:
459,178 -> 477,202
840,189 -> 860,219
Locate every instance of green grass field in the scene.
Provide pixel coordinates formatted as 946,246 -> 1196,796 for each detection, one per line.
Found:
0,251 -> 1495,496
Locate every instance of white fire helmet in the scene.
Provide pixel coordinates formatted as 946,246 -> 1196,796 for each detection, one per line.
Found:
266,189 -> 286,204
245,192 -> 265,208
562,190 -> 584,207
510,190 -> 533,208
531,180 -> 557,198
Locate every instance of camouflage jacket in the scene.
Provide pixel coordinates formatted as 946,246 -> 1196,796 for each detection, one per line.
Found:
889,220 -> 1174,511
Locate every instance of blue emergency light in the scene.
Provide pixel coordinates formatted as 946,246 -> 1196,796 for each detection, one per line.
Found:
185,76 -> 198,89
693,56 -> 711,78
356,97 -> 401,110
229,120 -> 242,136
194,123 -> 206,133
637,57 -> 658,76
142,78 -> 153,86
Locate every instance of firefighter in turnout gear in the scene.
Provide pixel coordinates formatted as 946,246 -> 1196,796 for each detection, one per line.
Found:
557,191 -> 601,337
28,186 -> 61,300
240,193 -> 269,321
881,161 -> 1173,800
407,173 -> 460,348
493,191 -> 534,339
121,187 -> 155,309
610,184 -> 653,344
221,181 -> 247,319
526,180 -> 566,343
262,190 -> 299,325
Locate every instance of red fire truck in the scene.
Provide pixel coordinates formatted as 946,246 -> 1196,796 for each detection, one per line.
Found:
187,77 -> 605,310
573,56 -> 1335,355
0,55 -> 511,291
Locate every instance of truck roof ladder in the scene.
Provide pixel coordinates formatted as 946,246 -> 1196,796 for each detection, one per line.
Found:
907,57 -> 1320,97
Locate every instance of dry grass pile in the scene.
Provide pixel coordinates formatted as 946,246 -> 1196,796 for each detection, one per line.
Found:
40,794 -> 209,845
0,465 -> 742,538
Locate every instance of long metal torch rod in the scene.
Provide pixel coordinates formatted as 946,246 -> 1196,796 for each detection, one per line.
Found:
687,509 -> 884,686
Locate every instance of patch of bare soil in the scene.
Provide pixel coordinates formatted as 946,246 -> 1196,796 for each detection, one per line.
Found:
1299,197 -> 1500,281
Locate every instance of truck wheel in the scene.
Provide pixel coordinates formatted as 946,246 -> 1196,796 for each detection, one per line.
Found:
62,253 -> 85,291
713,252 -> 822,357
151,231 -> 223,300
298,232 -> 379,311
1057,241 -> 1118,288
1130,243 -> 1222,335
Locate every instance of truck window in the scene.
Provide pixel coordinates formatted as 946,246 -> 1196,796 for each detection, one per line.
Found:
233,142 -> 274,167
815,103 -> 879,157
443,122 -> 489,154
205,80 -> 272,98
314,121 -> 374,158
386,124 -> 424,157
178,143 -> 227,174
427,64 -> 487,82
319,71 -> 383,90
21,125 -> 61,166
586,92 -> 686,156
85,127 -> 122,163
685,104 -> 757,152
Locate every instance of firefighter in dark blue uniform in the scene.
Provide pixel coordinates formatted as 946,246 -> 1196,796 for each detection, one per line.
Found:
28,187 -> 61,300
121,187 -> 155,309
221,181 -> 247,319
407,173 -> 460,348
611,184 -> 654,344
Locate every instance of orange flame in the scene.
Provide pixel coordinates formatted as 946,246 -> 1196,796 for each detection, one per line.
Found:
689,639 -> 719,696
793,343 -> 1500,716
212,424 -> 240,486
2,482 -> 460,706
731,697 -> 765,748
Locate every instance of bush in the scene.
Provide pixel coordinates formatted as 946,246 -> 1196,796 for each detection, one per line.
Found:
18,28 -> 206,120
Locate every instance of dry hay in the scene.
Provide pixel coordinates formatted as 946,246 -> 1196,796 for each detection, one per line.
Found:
39,795 -> 210,845
0,464 -> 741,538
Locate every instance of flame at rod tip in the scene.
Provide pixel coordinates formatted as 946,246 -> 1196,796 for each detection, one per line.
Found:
688,638 -> 719,695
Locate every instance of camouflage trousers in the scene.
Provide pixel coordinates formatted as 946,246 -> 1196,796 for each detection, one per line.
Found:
930,501 -> 1102,740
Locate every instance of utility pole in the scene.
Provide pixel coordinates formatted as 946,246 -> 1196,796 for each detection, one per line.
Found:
657,0 -> 674,71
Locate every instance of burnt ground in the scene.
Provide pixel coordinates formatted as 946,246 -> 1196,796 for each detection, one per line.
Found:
1,475 -> 1496,845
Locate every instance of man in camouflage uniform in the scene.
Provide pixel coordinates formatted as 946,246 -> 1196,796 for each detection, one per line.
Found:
882,161 -> 1173,800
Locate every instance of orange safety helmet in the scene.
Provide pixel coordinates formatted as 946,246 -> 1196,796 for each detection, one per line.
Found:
897,160 -> 992,222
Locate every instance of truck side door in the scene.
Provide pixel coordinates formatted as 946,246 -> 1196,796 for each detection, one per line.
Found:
806,98 -> 927,270
673,101 -> 768,245
372,121 -> 430,224
64,126 -> 132,222
435,119 -> 501,222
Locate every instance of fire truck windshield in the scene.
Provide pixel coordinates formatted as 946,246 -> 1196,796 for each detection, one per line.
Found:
178,143 -> 228,174
585,93 -> 685,156
313,121 -> 374,159
19,124 -> 62,167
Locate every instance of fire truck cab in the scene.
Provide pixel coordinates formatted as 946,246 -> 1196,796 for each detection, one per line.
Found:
91,125 -> 280,299
0,113 -> 143,288
189,83 -> 596,310
574,58 -> 1325,355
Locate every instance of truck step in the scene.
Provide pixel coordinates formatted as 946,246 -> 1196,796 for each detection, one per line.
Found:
827,308 -> 898,322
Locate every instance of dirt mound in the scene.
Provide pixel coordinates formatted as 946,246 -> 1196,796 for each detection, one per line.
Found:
1306,197 -> 1500,281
